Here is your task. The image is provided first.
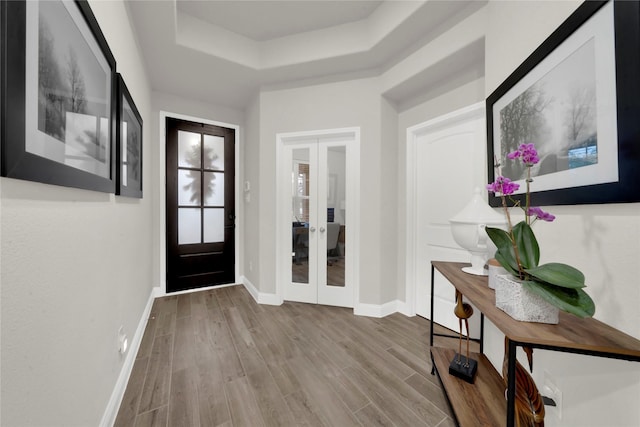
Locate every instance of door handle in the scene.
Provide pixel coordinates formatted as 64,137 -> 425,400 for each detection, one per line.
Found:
310,227 -> 316,232
319,226 -> 326,233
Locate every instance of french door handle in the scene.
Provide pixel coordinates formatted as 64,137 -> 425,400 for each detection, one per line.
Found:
310,227 -> 316,232
319,226 -> 326,233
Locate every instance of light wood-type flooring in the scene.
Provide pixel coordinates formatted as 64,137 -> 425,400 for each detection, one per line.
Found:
114,285 -> 465,427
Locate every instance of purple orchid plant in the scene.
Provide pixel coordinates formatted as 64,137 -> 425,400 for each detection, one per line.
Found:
485,143 -> 595,318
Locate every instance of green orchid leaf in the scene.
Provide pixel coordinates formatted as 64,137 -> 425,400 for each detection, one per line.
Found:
522,281 -> 595,318
485,227 -> 512,251
495,249 -> 519,276
486,226 -> 520,274
512,222 -> 540,269
525,263 -> 585,289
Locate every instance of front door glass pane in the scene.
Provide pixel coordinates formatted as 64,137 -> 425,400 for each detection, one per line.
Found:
203,135 -> 225,170
178,170 -> 201,206
178,208 -> 201,244
203,208 -> 225,243
203,172 -> 224,206
178,130 -> 201,168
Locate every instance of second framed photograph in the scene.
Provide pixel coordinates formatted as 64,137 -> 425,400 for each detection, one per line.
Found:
116,74 -> 143,198
3,0 -> 116,193
486,0 -> 640,207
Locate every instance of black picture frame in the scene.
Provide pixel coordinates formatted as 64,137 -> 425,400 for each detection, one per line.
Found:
0,0 -> 5,162
3,0 -> 116,193
486,0 -> 640,207
116,74 -> 143,198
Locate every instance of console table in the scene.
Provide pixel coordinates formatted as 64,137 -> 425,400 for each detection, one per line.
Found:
430,261 -> 640,427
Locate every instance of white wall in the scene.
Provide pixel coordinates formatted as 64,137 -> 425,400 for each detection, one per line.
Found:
243,93 -> 261,286
484,0 -> 582,95
483,1 -> 640,426
0,1 -> 152,425
257,78 -> 389,304
380,97 -> 399,304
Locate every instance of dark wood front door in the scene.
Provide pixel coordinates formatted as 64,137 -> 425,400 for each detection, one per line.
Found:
166,117 -> 235,292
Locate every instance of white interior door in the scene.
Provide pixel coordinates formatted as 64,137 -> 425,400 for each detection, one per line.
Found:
282,136 -> 353,307
412,105 -> 486,334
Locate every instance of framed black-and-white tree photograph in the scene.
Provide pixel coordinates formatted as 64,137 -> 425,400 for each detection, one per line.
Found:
487,0 -> 640,207
3,0 -> 116,193
116,74 -> 143,198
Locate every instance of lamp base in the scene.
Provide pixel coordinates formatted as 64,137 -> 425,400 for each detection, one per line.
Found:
449,353 -> 478,384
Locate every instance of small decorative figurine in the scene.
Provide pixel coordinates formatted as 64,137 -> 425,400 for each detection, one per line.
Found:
449,290 -> 478,383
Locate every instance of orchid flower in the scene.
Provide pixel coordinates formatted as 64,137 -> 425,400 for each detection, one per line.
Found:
486,176 -> 520,196
527,207 -> 555,222
485,142 -> 595,318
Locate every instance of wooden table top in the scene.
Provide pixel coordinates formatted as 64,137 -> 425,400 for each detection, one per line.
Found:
432,261 -> 640,360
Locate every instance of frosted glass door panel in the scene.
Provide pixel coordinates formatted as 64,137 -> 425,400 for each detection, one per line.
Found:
204,172 -> 224,206
204,209 -> 225,243
178,170 -> 201,206
204,135 -> 225,170
178,208 -> 201,245
178,131 -> 201,168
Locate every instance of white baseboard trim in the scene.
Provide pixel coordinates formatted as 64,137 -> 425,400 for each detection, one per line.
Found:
241,275 -> 282,306
99,286 -> 159,427
354,299 -> 405,318
395,300 -> 414,317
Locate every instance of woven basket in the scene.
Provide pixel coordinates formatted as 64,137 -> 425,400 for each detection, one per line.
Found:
495,274 -> 559,324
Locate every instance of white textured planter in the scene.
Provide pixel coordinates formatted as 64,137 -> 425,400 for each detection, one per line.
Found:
487,259 -> 508,289
495,274 -> 559,324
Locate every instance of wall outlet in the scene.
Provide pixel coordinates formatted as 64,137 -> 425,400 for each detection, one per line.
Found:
542,371 -> 562,420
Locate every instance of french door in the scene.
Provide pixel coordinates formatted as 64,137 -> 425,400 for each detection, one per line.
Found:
282,136 -> 353,307
165,118 -> 235,292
